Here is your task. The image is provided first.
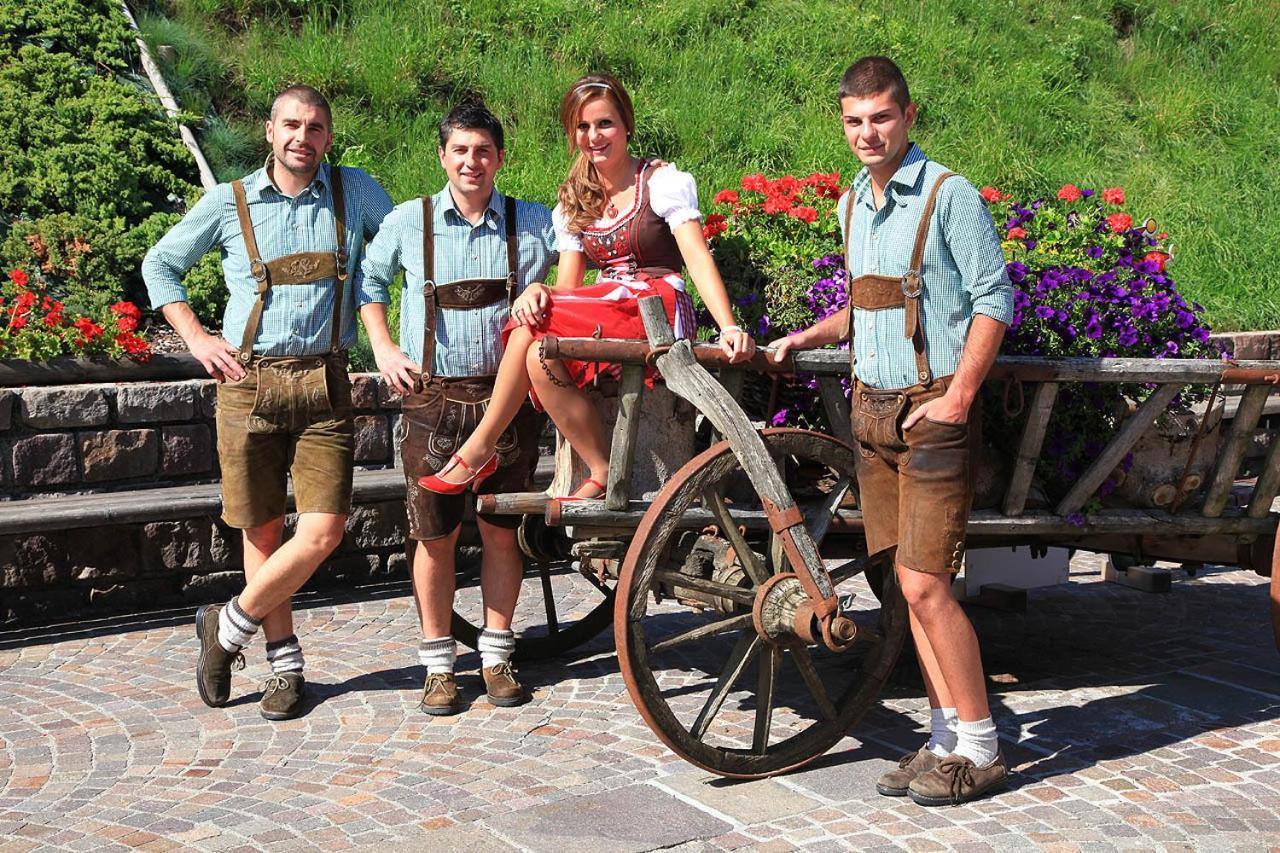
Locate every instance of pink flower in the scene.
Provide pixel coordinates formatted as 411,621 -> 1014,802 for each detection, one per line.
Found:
1101,187 -> 1126,205
713,189 -> 739,205
1056,184 -> 1082,203
1106,213 -> 1133,233
979,186 -> 1002,203
1007,227 -> 1027,239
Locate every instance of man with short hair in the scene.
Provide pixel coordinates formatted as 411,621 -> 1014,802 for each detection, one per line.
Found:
143,84 -> 393,720
773,56 -> 1013,805
359,101 -> 556,715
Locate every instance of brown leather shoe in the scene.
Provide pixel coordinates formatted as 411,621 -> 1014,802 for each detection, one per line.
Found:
419,672 -> 461,716
195,604 -> 244,708
259,672 -> 306,721
908,751 -> 1009,806
876,746 -> 940,796
481,662 -> 527,707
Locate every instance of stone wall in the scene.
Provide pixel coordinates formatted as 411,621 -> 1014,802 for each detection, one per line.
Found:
1,374 -> 400,497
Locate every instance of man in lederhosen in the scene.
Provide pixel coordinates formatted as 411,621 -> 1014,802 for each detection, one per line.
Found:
773,57 -> 1013,805
144,85 -> 393,720
359,101 -> 555,715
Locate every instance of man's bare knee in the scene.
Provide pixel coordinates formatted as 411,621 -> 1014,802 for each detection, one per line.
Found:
896,565 -> 954,612
244,516 -> 285,551
295,513 -> 347,554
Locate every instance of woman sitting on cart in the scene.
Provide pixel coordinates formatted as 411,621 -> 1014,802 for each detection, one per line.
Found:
420,73 -> 756,497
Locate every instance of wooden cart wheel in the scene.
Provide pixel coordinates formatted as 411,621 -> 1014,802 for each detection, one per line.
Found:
453,516 -> 614,662
615,428 -> 908,778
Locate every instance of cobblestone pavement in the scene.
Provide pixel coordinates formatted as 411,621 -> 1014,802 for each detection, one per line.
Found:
1,553 -> 1278,852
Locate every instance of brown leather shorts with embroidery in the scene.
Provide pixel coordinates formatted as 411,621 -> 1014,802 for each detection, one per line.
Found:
852,374 -> 981,574
215,353 -> 354,529
399,376 -> 545,540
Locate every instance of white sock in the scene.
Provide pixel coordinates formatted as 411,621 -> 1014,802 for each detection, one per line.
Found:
217,597 -> 260,652
419,636 -> 456,675
954,716 -> 999,768
478,628 -> 515,669
926,707 -> 958,757
265,634 -> 304,674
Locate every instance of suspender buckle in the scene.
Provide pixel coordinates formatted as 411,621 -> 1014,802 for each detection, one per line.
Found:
901,270 -> 923,299
335,249 -> 349,282
423,280 -> 436,296
250,259 -> 268,283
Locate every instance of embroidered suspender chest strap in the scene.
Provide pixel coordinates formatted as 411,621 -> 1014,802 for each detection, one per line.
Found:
230,166 -> 349,363
420,195 -> 519,380
845,171 -> 957,385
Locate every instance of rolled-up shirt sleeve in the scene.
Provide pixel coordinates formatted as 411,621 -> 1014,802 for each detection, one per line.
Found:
358,203 -> 404,306
941,178 -> 1013,325
141,186 -> 228,310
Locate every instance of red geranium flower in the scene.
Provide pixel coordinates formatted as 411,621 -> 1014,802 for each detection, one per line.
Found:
8,269 -> 28,288
73,317 -> 104,341
1056,184 -> 1082,203
1007,227 -> 1027,239
702,213 -> 728,240
1143,251 -> 1170,272
741,173 -> 767,193
761,196 -> 791,215
10,315 -> 27,331
713,189 -> 739,205
979,186 -> 1002,203
110,301 -> 142,319
1106,213 -> 1133,233
788,206 -> 818,224
1101,187 -> 1126,205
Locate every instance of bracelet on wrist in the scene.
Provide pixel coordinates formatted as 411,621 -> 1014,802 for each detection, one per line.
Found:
718,324 -> 742,337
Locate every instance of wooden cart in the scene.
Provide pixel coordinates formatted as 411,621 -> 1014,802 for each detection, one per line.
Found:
460,296 -> 1280,779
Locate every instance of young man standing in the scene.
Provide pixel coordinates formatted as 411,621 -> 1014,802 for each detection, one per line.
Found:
359,102 -> 556,715
143,85 -> 393,720
773,57 -> 1013,805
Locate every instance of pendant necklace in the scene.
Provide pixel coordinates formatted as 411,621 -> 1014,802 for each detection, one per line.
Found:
605,198 -> 618,219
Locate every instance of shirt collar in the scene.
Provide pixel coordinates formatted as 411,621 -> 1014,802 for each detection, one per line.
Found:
247,156 -> 329,199
853,142 -> 928,208
437,185 -> 506,227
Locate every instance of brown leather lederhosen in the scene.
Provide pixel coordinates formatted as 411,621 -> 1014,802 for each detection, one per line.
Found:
400,195 -> 542,539
843,171 -> 957,385
231,166 -> 348,364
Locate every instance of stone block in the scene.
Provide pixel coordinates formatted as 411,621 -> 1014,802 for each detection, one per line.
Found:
0,534 -> 71,588
390,414 -> 403,466
351,374 -> 379,410
353,415 -> 390,463
80,429 -> 158,482
143,520 -> 209,571
196,381 -> 217,419
347,502 -> 405,550
385,549 -> 408,578
18,385 -> 109,428
209,523 -> 242,570
11,434 -> 78,486
182,571 -> 243,602
377,380 -> 402,410
0,389 -> 13,431
115,383 -> 196,423
69,527 -> 140,582
161,424 -> 213,476
89,578 -> 176,611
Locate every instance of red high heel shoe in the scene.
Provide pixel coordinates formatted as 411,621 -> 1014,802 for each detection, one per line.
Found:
418,452 -> 498,495
557,477 -> 606,502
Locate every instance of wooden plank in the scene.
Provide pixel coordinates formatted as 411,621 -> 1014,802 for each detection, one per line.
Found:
816,376 -> 852,445
1055,384 -> 1181,516
1002,382 -> 1059,517
1248,429 -> 1280,518
712,368 -> 747,445
0,468 -> 406,535
1203,384 -> 1271,517
605,363 -> 646,512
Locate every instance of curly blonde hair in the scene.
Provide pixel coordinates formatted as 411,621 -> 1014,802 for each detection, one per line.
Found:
557,74 -> 635,234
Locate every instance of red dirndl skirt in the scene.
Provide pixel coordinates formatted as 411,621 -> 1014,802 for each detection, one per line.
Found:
502,272 -> 696,410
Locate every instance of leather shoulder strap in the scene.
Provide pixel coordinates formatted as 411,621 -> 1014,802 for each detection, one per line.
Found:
908,171 -> 957,273
232,180 -> 262,268
328,165 -> 348,352
504,195 -> 519,305
421,196 -> 436,380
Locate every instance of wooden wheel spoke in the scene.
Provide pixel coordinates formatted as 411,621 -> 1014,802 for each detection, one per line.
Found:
790,644 -> 838,721
690,634 -> 761,741
768,531 -> 786,574
652,570 -> 756,606
649,613 -> 754,655
701,487 -> 768,585
752,645 -> 780,754
806,475 -> 852,547
537,561 -> 560,635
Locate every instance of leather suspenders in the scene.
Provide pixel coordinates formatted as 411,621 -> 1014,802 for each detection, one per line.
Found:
419,195 -> 519,380
231,165 -> 349,364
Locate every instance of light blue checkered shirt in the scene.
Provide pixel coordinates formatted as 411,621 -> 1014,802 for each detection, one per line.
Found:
840,143 -> 1012,389
143,160 -> 394,356
358,187 -> 557,377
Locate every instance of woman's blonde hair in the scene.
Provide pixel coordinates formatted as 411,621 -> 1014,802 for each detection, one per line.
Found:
557,74 -> 635,234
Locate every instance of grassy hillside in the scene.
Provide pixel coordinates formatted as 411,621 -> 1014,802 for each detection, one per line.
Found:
142,0 -> 1280,331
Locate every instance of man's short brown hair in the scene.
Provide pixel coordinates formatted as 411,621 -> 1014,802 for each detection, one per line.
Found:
839,56 -> 911,111
270,84 -> 333,129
